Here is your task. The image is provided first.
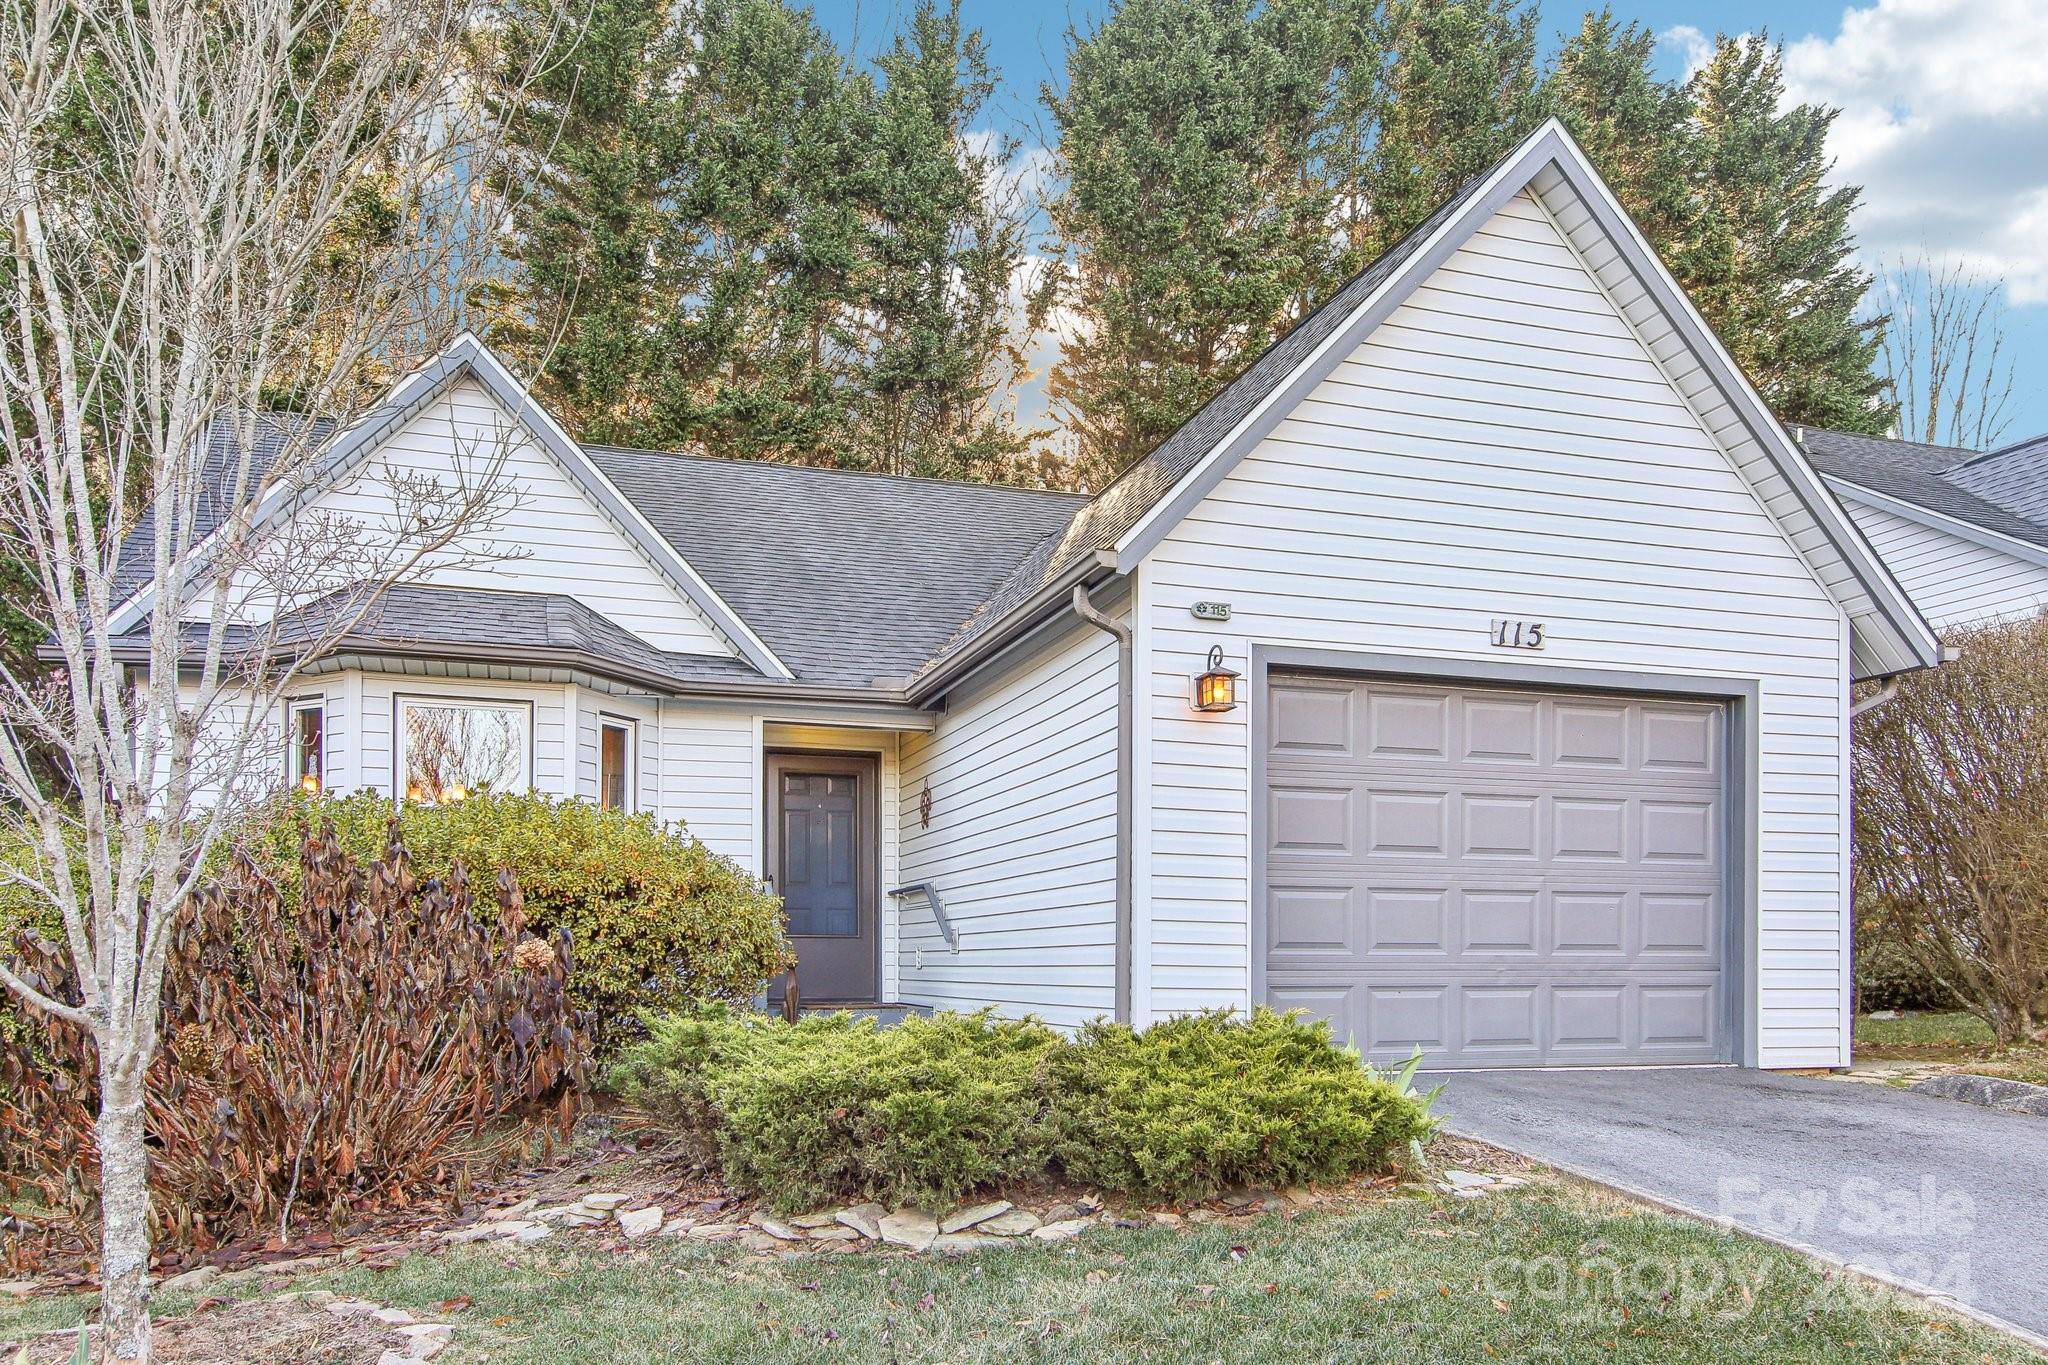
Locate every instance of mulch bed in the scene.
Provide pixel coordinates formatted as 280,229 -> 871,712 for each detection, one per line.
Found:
5,1296 -> 397,1365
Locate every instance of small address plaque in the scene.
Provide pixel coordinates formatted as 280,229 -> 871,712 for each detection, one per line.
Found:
1489,618 -> 1546,650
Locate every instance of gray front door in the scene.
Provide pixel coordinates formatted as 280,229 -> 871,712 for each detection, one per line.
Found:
768,753 -> 879,1004
1263,673 -> 1729,1068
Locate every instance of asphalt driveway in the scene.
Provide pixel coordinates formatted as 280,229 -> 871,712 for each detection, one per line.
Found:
1426,1066 -> 2048,1345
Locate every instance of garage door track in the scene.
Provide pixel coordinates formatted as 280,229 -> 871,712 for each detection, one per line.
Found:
1428,1066 -> 2048,1344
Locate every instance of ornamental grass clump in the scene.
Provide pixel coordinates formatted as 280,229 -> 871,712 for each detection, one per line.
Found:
0,821 -> 593,1255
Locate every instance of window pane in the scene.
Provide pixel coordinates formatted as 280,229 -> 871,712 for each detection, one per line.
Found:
401,702 -> 528,802
289,705 -> 324,792
600,723 -> 629,811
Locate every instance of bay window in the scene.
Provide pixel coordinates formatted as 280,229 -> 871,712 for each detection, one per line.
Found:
397,696 -> 532,803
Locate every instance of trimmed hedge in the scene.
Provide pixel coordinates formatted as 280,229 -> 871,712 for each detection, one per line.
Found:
612,1009 -> 1062,1212
237,792 -> 791,1023
1050,1010 -> 1438,1200
609,1006 -> 1437,1211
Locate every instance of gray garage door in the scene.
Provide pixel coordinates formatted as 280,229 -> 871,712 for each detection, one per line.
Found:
1263,673 -> 1730,1068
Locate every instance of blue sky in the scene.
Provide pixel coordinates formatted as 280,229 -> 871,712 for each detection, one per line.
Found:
813,0 -> 2048,446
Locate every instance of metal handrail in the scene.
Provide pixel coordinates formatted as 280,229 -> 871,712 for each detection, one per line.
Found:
887,881 -> 959,952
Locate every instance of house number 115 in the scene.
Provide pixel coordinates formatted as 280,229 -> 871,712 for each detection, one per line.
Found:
1489,618 -> 1545,650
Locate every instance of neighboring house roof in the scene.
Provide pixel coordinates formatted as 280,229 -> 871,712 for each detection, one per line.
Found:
911,118 -> 1943,692
1799,427 -> 2048,558
104,335 -> 795,681
1946,432 -> 2048,525
584,447 -> 1084,689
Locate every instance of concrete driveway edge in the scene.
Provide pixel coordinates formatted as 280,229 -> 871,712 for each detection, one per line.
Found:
1442,1123 -> 2048,1357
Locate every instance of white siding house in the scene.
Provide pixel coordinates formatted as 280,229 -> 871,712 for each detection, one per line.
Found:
1835,496 -> 2048,630
896,611 -> 1122,1029
1132,188 -> 1854,1066
100,120 -> 1975,1070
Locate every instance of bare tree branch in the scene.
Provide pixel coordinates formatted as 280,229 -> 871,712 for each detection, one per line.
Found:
0,2 -> 569,1359
1874,252 -> 2019,451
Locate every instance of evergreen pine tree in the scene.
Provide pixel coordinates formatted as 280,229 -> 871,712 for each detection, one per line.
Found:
852,0 -> 1032,477
1356,0 -> 1542,255
1674,34 -> 1891,433
489,0 -> 686,444
493,0 -> 1030,468
1543,9 -> 1692,251
1040,0 -> 1346,476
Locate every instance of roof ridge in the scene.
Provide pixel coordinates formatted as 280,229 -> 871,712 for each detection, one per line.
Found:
1954,428 -> 2048,469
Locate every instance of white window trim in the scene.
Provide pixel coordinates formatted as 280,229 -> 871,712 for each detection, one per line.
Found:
285,695 -> 326,793
597,713 -> 637,813
392,693 -> 536,802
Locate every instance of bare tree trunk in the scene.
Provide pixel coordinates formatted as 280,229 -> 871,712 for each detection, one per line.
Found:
96,1062 -> 153,1363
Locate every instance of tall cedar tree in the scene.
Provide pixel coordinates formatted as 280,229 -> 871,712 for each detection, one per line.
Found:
1672,34 -> 1890,434
1038,0 -> 1347,479
854,0 -> 1033,477
488,0 -> 682,443
1543,10 -> 1692,252
1354,0 -> 1542,255
492,0 -> 1028,471
1047,3 -> 1890,474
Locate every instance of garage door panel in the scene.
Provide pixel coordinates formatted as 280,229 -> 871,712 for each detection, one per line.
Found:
1270,681 -> 1356,755
1265,673 -> 1730,1068
1462,696 -> 1542,764
1265,879 -> 1724,972
1268,784 -> 1354,852
1262,974 -> 1726,1067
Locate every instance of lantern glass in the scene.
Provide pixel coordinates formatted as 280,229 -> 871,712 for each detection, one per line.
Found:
1192,645 -> 1241,712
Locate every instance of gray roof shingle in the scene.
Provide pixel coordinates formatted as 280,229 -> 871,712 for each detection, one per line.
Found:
109,412 -> 332,609
584,447 -> 1085,687
1798,427 -> 2048,552
1946,432 -> 2048,525
103,584 -> 767,687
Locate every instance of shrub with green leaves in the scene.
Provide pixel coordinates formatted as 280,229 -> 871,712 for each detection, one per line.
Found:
1048,1009 -> 1438,1202
612,1008 -> 1061,1213
611,1006 -> 1436,1210
239,791 -> 790,1025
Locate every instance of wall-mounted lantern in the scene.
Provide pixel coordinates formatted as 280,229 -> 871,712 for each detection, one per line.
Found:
1192,644 -> 1242,713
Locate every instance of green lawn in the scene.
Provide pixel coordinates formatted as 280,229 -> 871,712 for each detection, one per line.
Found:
1856,1010 -> 2048,1085
3,1184 -> 2030,1363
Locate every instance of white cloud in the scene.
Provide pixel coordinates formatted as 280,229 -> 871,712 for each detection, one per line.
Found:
1657,24 -> 1716,79
963,130 -> 1059,212
1776,0 -> 2048,302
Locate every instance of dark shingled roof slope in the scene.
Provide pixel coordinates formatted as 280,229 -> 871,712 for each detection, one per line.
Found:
110,412 -> 333,609
1947,432 -> 2048,525
103,584 -> 766,687
1798,427 -> 2048,552
584,447 -> 1087,687
912,156 -> 1499,683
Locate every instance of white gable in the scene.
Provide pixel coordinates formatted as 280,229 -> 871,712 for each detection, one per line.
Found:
187,375 -> 737,659
1139,187 -> 1855,1065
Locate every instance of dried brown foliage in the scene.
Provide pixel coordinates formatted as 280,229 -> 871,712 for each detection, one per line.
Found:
1853,613 -> 2048,1043
0,820 -> 592,1255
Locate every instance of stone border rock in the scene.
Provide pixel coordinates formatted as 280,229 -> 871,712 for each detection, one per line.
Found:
418,1173 -> 1536,1262
308,1293 -> 459,1363
1910,1072 -> 2048,1117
